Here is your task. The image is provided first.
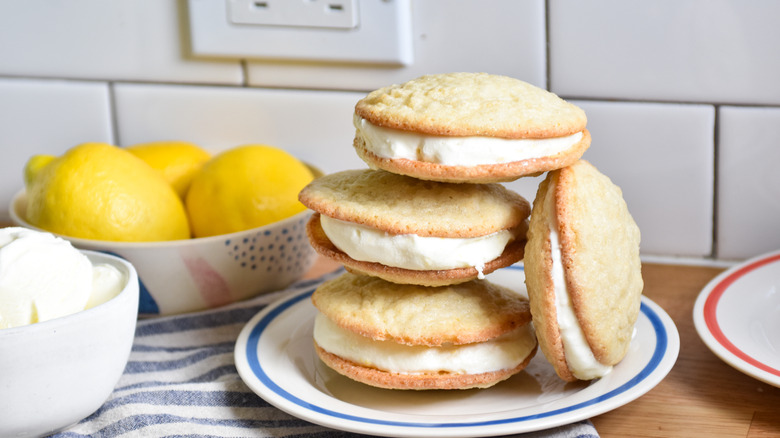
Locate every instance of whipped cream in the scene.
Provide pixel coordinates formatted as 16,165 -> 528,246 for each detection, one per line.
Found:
354,114 -> 583,166
314,312 -> 536,375
0,227 -> 126,329
549,226 -> 613,380
320,215 -> 512,278
87,263 -> 127,309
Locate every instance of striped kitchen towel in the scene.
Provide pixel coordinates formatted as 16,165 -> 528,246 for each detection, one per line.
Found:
52,269 -> 599,438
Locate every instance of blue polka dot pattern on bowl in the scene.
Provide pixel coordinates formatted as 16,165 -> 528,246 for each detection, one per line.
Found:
224,216 -> 311,274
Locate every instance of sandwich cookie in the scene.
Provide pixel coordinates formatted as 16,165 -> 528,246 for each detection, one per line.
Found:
298,169 -> 531,286
524,160 -> 643,382
353,72 -> 591,183
312,272 -> 538,390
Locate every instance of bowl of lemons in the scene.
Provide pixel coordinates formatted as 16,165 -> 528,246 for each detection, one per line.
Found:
11,141 -> 320,316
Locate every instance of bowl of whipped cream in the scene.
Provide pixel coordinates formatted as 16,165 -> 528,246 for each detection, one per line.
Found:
0,227 -> 138,438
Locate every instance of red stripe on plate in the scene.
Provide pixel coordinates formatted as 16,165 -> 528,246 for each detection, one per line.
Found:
704,253 -> 780,377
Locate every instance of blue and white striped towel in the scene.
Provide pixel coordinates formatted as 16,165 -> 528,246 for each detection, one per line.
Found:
53,270 -> 599,438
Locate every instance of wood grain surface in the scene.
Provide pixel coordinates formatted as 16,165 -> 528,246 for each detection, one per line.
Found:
591,263 -> 780,437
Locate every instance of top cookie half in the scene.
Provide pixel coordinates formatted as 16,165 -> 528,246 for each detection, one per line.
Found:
353,72 -> 590,183
356,72 -> 586,138
298,168 -> 530,238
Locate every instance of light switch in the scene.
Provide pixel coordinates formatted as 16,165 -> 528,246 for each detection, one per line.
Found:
187,0 -> 414,66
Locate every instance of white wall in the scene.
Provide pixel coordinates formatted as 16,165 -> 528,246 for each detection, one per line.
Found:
1,0 -> 778,263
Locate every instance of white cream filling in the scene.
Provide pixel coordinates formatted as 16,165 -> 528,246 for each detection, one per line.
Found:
314,312 -> 537,375
320,215 -> 512,278
0,227 -> 126,329
549,226 -> 613,380
354,114 -> 583,166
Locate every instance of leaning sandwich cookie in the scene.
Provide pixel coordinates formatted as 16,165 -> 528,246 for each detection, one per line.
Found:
311,272 -> 538,390
353,72 -> 591,183
524,160 -> 643,382
298,169 -> 531,286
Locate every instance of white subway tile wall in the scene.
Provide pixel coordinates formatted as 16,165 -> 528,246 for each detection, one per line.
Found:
573,101 -> 715,257
113,83 -> 366,173
0,0 -> 242,84
549,0 -> 780,105
0,0 -> 776,263
245,0 -> 547,90
718,106 -> 780,260
0,78 -> 113,214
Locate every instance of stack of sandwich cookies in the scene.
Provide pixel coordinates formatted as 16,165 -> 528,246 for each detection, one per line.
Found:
299,169 -> 530,286
299,72 -> 642,391
311,273 -> 537,390
353,72 -> 591,183
524,160 -> 643,382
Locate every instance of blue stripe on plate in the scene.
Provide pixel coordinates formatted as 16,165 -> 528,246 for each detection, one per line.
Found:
244,265 -> 668,429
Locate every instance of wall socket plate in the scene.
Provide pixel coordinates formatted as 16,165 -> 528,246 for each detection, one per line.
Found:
228,0 -> 359,29
187,0 -> 414,66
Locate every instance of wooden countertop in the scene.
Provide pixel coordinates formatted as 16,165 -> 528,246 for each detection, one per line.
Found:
591,263 -> 780,438
305,259 -> 780,437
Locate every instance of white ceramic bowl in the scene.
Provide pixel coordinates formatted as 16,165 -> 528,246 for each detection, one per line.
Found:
0,251 -> 139,438
10,190 -> 317,316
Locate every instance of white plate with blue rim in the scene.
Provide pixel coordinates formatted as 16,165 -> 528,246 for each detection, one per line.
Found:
235,264 -> 679,437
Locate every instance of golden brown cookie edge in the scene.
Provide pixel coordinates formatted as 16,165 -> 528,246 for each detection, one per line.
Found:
524,170 -> 578,382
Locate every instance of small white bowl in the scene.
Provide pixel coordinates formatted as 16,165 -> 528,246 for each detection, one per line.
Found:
0,251 -> 139,438
11,190 -> 317,316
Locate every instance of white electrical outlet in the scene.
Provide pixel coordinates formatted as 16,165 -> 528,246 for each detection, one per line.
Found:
187,0 -> 413,66
228,0 -> 358,29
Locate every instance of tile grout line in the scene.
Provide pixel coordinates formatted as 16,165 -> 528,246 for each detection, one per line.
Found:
107,82 -> 121,147
711,106 -> 720,259
544,0 -> 552,91
240,60 -> 249,87
1,74 -> 779,110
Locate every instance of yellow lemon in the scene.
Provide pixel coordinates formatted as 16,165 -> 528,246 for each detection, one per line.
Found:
125,140 -> 211,199
186,144 -> 314,238
23,154 -> 55,187
24,142 -> 191,242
